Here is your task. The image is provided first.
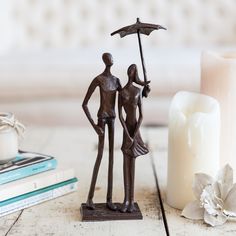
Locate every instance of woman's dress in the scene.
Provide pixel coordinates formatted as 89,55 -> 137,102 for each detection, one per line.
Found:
119,87 -> 149,158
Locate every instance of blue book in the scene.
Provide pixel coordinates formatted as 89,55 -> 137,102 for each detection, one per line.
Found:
0,178 -> 78,217
0,151 -> 57,185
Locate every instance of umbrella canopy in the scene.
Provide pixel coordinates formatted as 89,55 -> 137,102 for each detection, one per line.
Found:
111,18 -> 166,97
111,18 -> 166,38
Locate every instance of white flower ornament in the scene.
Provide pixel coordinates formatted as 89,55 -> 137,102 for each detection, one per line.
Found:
182,164 -> 236,226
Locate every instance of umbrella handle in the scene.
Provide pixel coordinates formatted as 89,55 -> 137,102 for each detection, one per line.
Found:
137,30 -> 147,83
137,30 -> 150,97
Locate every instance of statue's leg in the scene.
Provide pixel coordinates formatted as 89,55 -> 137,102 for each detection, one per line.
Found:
106,118 -> 117,211
128,157 -> 137,213
86,119 -> 105,210
120,155 -> 130,213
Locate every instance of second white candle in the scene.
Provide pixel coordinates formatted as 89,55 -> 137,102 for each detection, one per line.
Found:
167,91 -> 220,210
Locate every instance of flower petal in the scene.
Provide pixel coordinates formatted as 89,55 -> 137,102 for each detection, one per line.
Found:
217,164 -> 233,200
193,173 -> 214,199
204,211 -> 227,227
224,183 -> 236,214
200,184 -> 222,216
181,200 -> 204,220
212,181 -> 221,198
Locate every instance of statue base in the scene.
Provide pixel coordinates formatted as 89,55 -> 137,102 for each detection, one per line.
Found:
80,202 -> 143,221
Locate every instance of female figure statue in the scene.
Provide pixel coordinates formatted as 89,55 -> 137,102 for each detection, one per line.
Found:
118,64 -> 149,213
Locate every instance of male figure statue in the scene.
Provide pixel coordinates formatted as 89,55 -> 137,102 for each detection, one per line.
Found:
82,53 -> 121,210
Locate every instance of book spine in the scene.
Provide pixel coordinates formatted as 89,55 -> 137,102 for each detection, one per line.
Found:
0,178 -> 78,206
0,159 -> 57,185
0,180 -> 78,217
0,168 -> 75,202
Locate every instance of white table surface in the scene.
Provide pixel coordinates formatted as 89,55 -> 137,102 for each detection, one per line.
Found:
1,126 -> 236,236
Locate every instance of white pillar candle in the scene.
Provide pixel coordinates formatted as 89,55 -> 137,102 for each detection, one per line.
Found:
201,51 -> 236,173
0,113 -> 21,164
166,91 -> 220,210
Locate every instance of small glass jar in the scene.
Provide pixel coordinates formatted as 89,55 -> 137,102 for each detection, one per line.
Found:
0,113 -> 19,164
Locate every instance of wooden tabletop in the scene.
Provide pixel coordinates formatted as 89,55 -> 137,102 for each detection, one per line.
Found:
1,126 -> 236,236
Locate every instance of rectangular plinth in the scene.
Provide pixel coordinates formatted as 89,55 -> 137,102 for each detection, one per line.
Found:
80,202 -> 143,221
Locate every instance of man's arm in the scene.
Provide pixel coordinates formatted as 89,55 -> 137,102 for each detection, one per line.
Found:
82,78 -> 103,136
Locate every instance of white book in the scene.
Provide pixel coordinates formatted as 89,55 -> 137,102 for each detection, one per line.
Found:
0,168 -> 75,202
0,178 -> 78,217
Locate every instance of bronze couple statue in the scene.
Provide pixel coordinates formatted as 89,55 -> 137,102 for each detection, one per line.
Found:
82,53 -> 149,215
81,18 -> 165,221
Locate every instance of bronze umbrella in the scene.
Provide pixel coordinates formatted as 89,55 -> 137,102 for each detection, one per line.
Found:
111,18 -> 166,97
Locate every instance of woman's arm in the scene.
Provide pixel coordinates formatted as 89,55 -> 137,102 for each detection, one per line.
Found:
118,93 -> 132,140
133,93 -> 143,138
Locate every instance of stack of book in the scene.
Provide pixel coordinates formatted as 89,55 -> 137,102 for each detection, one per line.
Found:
0,150 -> 78,217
